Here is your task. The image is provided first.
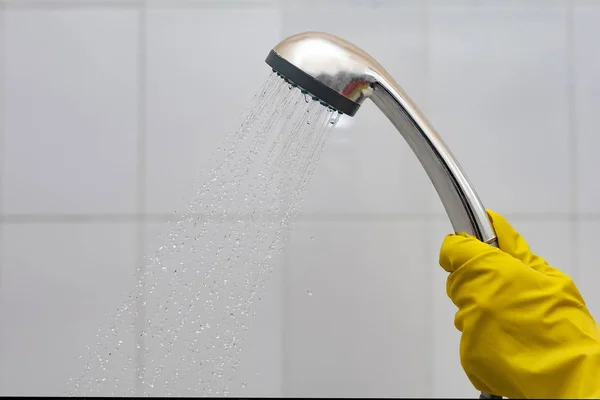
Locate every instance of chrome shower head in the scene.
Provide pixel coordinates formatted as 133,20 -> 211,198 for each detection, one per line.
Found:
265,31 -> 498,248
265,32 -> 377,116
266,32 -> 501,400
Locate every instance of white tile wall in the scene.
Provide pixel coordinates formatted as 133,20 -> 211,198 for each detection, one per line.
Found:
0,223 -> 137,396
144,4 -> 282,214
283,219 -> 431,397
428,1 -> 571,215
574,4 -> 600,214
1,0 -> 599,397
2,8 -> 139,215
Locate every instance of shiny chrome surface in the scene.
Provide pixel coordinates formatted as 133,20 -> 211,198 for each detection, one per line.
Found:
271,31 -> 501,399
272,31 -> 497,245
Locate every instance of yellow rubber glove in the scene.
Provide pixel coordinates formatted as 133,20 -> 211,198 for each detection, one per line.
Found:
439,210 -> 600,399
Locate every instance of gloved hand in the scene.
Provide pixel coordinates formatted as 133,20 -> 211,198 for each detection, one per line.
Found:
439,210 -> 600,399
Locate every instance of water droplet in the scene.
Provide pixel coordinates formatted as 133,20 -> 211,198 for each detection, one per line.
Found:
307,290 -> 313,296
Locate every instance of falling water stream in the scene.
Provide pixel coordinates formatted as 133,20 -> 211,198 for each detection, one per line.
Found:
67,72 -> 341,397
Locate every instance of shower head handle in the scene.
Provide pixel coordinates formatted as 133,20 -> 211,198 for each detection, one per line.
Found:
266,32 -> 501,399
267,31 -> 497,245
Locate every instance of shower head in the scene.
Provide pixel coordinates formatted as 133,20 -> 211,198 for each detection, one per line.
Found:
266,32 -> 501,399
265,31 -> 498,248
265,32 -> 376,116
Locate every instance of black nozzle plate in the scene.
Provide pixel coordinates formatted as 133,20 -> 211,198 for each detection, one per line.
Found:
265,50 -> 360,117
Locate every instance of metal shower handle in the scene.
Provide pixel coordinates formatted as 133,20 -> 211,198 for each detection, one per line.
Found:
370,86 -> 502,400
266,31 -> 502,399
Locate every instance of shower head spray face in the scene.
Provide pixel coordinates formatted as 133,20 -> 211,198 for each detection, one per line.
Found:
265,31 -> 501,400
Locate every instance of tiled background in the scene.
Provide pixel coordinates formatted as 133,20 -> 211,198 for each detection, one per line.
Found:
0,0 -> 599,397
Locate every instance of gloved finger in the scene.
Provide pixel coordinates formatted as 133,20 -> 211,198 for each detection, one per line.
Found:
441,233 -> 531,323
487,210 -> 564,277
439,232 -> 510,273
486,210 -> 535,264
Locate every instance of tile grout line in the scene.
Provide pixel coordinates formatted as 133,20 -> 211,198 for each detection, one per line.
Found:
275,2 -> 289,396
146,0 -> 275,8
1,211 -> 599,223
0,0 -> 276,10
0,0 -> 5,328
1,0 -> 144,10
134,3 -> 147,396
566,1 -> 580,284
422,0 -> 435,396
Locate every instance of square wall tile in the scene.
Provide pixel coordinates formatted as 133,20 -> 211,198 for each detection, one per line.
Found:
576,221 -> 600,320
283,219 -> 432,397
429,216 -> 573,397
428,3 -> 570,215
138,219 -> 282,396
2,9 -> 139,215
0,223 -> 137,396
574,4 -> 600,213
281,2 -> 438,216
144,6 -> 282,214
